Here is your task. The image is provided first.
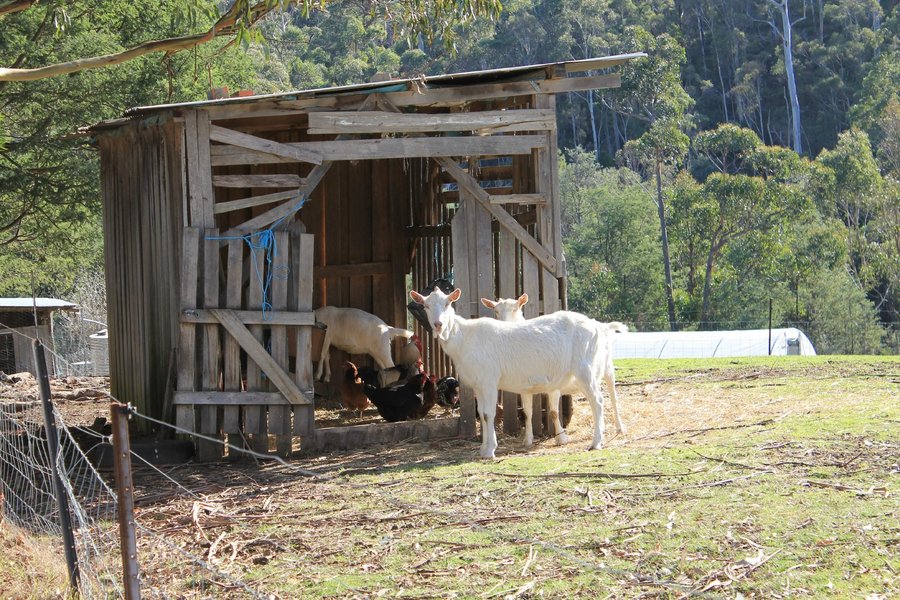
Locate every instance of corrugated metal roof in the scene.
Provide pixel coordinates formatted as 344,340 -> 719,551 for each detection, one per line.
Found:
0,298 -> 79,310
119,53 -> 646,118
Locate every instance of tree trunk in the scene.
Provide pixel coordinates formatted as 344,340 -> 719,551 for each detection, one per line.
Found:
588,88 -> 600,162
772,0 -> 803,154
656,161 -> 678,331
700,238 -> 721,328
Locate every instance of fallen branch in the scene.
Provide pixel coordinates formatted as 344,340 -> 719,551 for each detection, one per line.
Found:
486,470 -> 696,480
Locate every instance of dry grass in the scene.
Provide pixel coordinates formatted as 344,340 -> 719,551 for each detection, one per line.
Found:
0,521 -> 71,599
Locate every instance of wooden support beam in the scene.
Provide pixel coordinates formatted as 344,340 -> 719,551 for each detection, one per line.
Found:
209,124 -> 324,165
489,193 -> 546,205
212,174 -> 304,188
209,308 -> 312,405
213,189 -> 301,214
436,157 -> 556,273
307,109 -> 556,135
209,135 -> 547,166
180,309 -> 316,326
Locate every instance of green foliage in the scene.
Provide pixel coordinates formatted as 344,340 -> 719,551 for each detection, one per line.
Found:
561,163 -> 666,324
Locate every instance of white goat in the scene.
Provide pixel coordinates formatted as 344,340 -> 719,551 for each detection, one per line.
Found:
481,294 -> 627,449
313,306 -> 413,383
411,287 -> 618,459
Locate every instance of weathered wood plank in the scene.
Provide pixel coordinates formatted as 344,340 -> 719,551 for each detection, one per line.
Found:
210,308 -> 312,406
174,391 -> 289,405
222,238 -> 243,435
436,157 -> 557,274
535,94 -> 564,278
209,124 -> 324,165
197,228 -> 223,460
269,231 -> 292,455
213,189 -> 301,215
177,228 -> 200,394
489,193 -> 546,205
209,135 -> 547,166
307,109 -> 556,135
212,174 -> 304,188
181,309 -> 315,326
292,231 -> 315,437
244,246 -> 268,452
184,112 -> 215,228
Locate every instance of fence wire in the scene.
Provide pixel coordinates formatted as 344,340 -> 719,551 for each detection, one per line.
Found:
0,322 -> 273,599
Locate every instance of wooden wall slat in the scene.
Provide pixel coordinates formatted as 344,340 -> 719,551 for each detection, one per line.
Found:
244,242 -> 269,453
269,231 -> 292,456
197,229 -> 223,460
292,231 -> 315,437
222,238 -> 244,434
175,227 -> 200,431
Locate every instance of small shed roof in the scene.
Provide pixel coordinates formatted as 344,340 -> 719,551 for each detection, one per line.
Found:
0,298 -> 79,311
91,52 -> 645,125
613,328 -> 817,359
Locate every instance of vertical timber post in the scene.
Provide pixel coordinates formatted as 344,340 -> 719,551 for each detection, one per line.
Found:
768,298 -> 773,356
33,339 -> 80,595
111,402 -> 141,599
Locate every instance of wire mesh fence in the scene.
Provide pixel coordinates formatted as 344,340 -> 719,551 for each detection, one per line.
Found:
0,325 -> 275,599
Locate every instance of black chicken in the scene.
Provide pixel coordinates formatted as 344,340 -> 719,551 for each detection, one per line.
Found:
435,376 -> 460,408
363,372 -> 436,422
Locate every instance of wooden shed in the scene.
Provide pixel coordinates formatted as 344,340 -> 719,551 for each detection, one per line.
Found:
90,53 -> 643,458
0,298 -> 78,377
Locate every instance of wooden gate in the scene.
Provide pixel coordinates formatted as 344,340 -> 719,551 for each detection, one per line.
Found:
173,225 -> 316,460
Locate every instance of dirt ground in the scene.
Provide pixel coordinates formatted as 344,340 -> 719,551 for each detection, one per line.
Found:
2,358 -> 898,598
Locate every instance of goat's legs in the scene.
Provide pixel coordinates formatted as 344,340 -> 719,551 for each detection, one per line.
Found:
315,334 -> 332,382
370,345 -> 394,371
604,361 -> 625,434
475,385 -> 499,459
579,372 -> 605,451
520,394 -> 534,448
547,391 -> 570,445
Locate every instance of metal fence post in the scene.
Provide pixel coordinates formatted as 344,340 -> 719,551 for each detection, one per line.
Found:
111,402 -> 141,599
33,339 -> 80,594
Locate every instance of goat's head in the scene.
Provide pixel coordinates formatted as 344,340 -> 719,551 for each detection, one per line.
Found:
480,293 -> 528,322
409,287 -> 461,341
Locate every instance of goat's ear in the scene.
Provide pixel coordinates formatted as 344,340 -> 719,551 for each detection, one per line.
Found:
480,298 -> 497,310
410,290 -> 425,304
448,288 -> 462,303
517,293 -> 529,308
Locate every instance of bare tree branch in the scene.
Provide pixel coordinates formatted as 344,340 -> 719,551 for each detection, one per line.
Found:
0,0 -> 36,18
0,0 -> 282,82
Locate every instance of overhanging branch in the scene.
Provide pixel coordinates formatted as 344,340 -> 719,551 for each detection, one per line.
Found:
0,0 -> 281,82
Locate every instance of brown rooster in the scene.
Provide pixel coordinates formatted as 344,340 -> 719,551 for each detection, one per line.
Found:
340,361 -> 370,418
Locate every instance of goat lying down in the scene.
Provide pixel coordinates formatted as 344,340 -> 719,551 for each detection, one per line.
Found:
481,294 -> 627,449
411,287 -> 622,459
314,306 -> 413,383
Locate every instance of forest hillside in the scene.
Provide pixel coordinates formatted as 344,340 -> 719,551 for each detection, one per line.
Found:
1,0 -> 897,353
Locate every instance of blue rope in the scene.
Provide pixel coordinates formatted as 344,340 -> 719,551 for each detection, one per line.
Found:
206,198 -> 306,321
